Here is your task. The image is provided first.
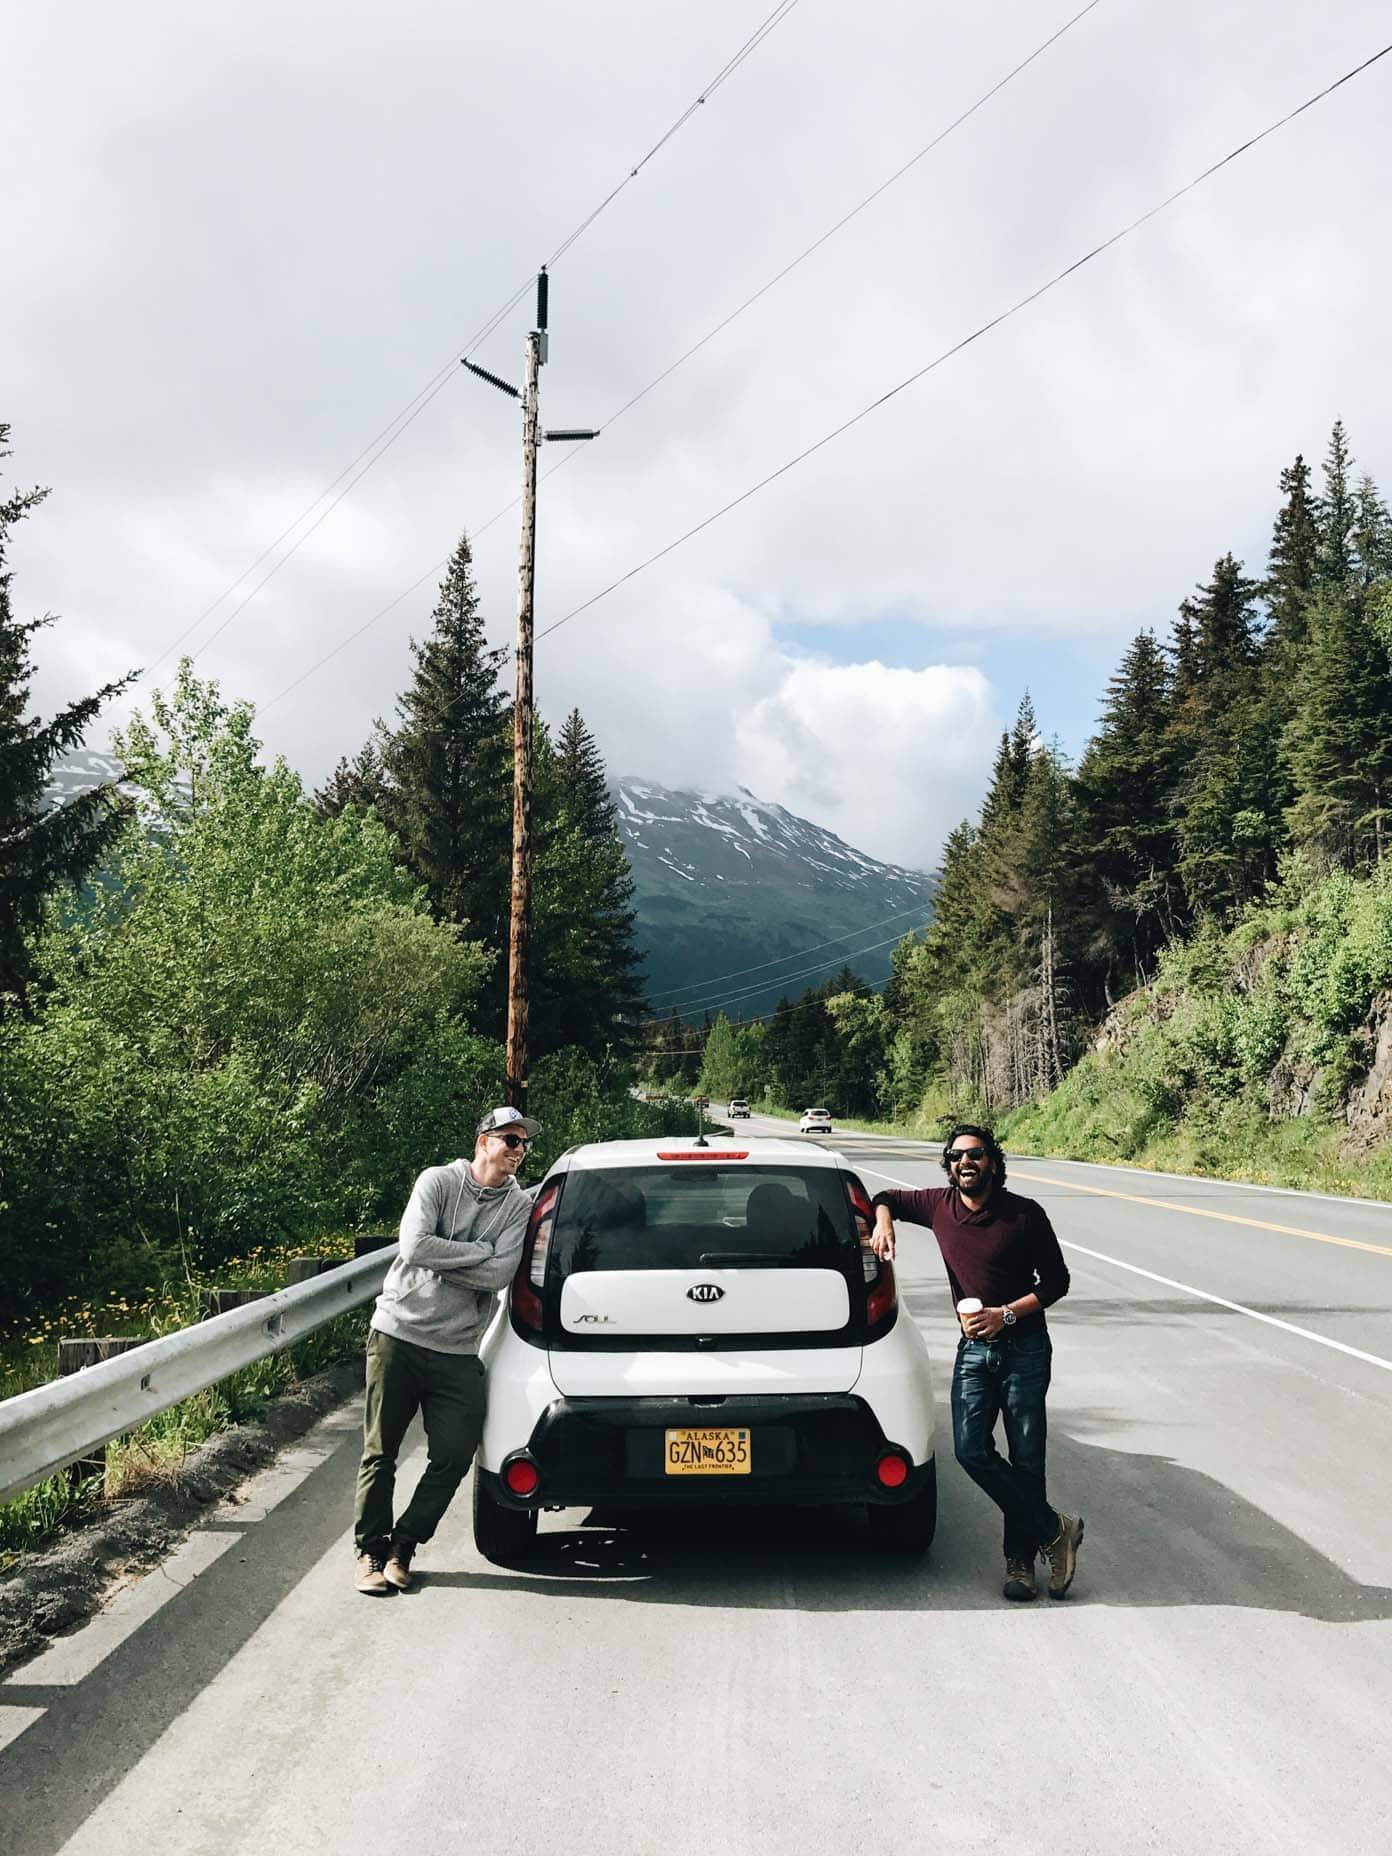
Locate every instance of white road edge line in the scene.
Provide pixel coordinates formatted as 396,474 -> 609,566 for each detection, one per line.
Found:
856,1162 -> 1392,1377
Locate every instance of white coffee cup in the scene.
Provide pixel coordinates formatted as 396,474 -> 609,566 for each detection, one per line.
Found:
957,1296 -> 983,1330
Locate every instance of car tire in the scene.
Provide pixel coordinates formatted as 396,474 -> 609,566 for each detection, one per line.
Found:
473,1473 -> 539,1565
866,1460 -> 937,1555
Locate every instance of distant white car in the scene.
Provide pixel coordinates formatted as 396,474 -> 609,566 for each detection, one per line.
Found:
798,1107 -> 834,1134
728,1099 -> 751,1118
474,1135 -> 938,1563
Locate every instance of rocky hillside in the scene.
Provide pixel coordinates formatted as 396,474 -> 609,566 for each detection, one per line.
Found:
612,780 -> 935,1019
1000,861 -> 1392,1198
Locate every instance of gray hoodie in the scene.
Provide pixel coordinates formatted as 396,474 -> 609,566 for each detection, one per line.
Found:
370,1160 -> 535,1356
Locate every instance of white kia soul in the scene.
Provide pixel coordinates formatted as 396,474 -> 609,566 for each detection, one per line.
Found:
474,1136 -> 938,1562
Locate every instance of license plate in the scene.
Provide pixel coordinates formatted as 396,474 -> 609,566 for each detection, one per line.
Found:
664,1427 -> 751,1475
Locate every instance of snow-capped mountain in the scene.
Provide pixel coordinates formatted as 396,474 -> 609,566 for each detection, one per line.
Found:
43,755 -> 936,1021
612,780 -> 936,1019
42,748 -> 130,808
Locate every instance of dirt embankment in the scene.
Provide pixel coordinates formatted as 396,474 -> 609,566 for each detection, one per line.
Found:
0,1359 -> 360,1677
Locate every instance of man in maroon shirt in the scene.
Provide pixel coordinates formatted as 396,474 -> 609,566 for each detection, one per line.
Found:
871,1123 -> 1084,1601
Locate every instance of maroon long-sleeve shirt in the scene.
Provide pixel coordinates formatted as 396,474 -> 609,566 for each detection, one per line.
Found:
871,1184 -> 1069,1336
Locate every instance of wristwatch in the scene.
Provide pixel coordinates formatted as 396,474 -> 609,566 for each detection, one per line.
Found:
1000,1305 -> 1017,1327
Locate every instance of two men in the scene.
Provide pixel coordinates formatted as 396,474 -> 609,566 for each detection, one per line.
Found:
871,1124 -> 1084,1602
353,1105 -> 539,1595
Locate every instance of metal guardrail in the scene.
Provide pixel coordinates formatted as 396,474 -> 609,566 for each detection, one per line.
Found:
0,1246 -> 398,1506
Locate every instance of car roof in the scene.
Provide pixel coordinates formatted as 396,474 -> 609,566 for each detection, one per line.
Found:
553,1136 -> 844,1172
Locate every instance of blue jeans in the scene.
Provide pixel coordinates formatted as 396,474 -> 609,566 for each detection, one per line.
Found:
951,1330 -> 1059,1561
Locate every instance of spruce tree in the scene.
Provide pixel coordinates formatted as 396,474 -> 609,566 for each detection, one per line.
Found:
528,711 -> 644,1062
1353,474 -> 1392,587
314,736 -> 389,818
379,533 -> 511,1022
1167,556 -> 1275,915
1315,420 -> 1357,590
1284,583 -> 1392,868
1264,454 -> 1319,661
0,428 -> 134,1000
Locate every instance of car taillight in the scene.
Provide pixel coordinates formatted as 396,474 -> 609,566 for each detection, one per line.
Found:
655,1151 -> 750,1160
511,1182 -> 559,1335
865,1257 -> 897,1328
846,1172 -> 897,1326
845,1174 -> 878,1283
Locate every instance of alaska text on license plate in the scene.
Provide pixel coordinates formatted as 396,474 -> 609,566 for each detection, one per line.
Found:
664,1427 -> 751,1475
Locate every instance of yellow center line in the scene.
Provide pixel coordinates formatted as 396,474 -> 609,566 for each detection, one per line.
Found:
1011,1168 -> 1392,1259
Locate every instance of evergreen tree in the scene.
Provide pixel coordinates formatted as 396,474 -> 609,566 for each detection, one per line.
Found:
1283,583 -> 1392,868
1315,420 -> 1357,590
1074,628 -> 1179,994
1167,556 -> 1275,915
528,710 -> 644,1061
1264,454 -> 1319,662
379,534 -> 511,1022
0,427 -> 134,1000
314,736 -> 389,818
1353,474 -> 1392,587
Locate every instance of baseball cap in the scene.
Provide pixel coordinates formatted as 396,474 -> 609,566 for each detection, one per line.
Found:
476,1105 -> 541,1139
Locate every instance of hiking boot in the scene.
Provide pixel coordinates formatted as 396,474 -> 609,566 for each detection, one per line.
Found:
1002,1556 -> 1037,1601
384,1540 -> 416,1591
354,1549 -> 391,1595
1043,1513 -> 1084,1598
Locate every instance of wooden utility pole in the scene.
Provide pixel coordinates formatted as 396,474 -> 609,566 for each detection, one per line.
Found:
506,328 -> 542,1107
462,271 -> 598,1110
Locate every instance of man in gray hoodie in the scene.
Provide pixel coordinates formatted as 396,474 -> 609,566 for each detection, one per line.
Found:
353,1105 -> 539,1594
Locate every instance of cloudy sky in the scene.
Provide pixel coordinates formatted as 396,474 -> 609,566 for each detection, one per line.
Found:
6,1 -> 1391,870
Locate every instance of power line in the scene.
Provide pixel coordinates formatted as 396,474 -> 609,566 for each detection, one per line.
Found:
659,919 -> 931,1019
645,899 -> 932,1005
545,1 -> 805,267
259,0 -> 1106,705
590,0 -> 1106,440
141,0 -> 807,686
643,971 -> 896,1055
535,38 -> 1392,647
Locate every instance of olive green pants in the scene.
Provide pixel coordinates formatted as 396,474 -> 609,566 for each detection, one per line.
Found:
354,1330 -> 486,1553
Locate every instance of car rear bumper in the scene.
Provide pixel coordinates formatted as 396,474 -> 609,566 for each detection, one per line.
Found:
481,1392 -> 934,1512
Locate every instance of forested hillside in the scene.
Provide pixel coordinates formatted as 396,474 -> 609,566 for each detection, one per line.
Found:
662,422 -> 1392,1192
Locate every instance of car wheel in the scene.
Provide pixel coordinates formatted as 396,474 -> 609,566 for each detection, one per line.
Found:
866,1460 -> 937,1555
473,1472 -> 539,1565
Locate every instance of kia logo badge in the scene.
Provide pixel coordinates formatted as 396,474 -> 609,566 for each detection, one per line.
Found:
687,1283 -> 725,1304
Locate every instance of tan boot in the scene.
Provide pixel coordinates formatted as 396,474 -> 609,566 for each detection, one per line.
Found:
383,1541 -> 416,1591
1044,1513 -> 1084,1598
1002,1556 -> 1037,1601
354,1549 -> 390,1595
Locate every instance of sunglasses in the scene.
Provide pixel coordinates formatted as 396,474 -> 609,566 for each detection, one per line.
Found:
947,1146 -> 989,1165
490,1132 -> 530,1151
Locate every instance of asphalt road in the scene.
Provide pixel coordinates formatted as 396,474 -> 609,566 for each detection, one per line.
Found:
3,1118 -> 1390,1856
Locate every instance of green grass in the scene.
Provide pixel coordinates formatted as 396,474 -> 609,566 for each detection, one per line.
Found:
0,1234 -> 368,1568
998,1056 -> 1392,1201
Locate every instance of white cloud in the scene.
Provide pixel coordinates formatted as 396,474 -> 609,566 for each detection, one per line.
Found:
5,0 -> 1391,869
735,660 -> 998,869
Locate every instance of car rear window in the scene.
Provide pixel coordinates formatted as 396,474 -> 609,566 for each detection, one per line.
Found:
548,1165 -> 856,1280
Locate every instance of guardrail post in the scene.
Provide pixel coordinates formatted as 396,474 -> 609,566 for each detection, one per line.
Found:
58,1337 -> 140,1485
200,1289 -> 274,1319
353,1234 -> 396,1258
286,1257 -> 340,1284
